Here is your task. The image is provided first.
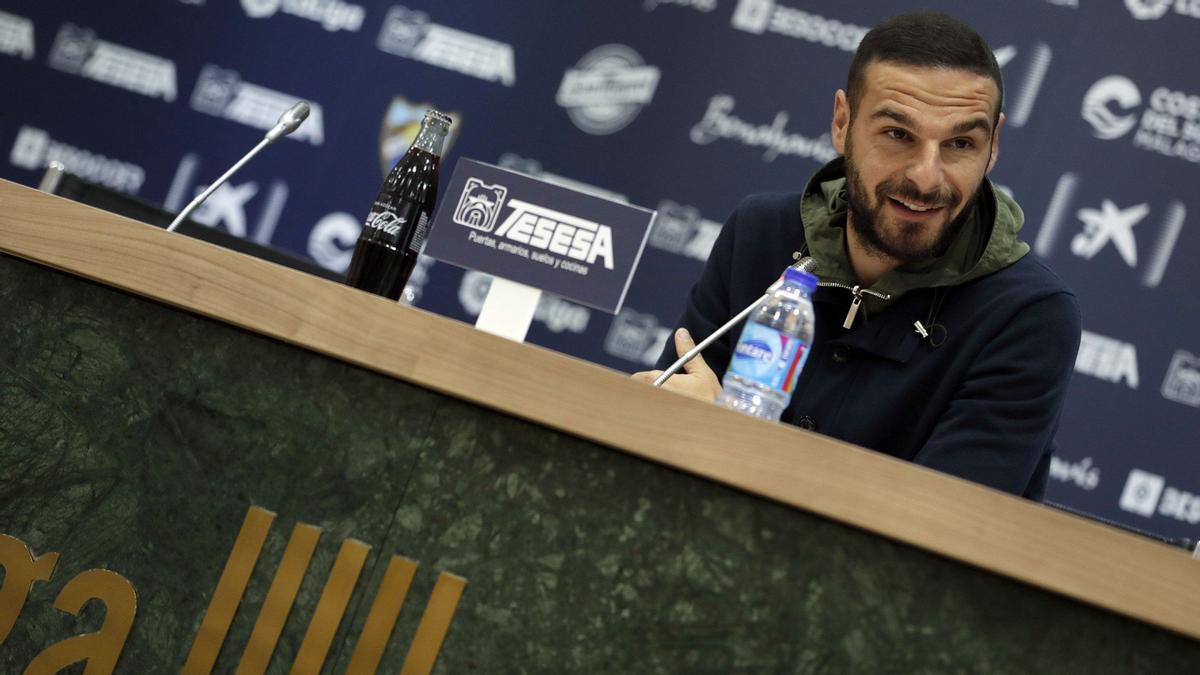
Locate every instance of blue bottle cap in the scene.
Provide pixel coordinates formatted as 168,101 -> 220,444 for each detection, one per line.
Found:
783,267 -> 819,291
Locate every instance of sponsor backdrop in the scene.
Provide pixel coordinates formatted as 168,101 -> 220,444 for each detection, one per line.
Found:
2,0 -> 1197,538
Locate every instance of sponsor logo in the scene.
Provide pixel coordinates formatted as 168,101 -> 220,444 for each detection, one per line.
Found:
379,97 -> 461,176
1035,173 -> 1186,288
1075,329 -> 1139,389
644,0 -> 717,12
190,65 -> 324,145
1049,456 -> 1100,490
1119,469 -> 1200,523
690,94 -> 837,163
556,45 -> 660,136
1082,74 -> 1200,164
731,0 -> 866,52
307,211 -> 360,273
457,271 -> 591,333
992,43 -> 1052,128
648,200 -> 721,261
48,24 -> 176,101
377,6 -> 515,86
497,154 -> 627,203
1125,0 -> 1200,20
604,309 -> 672,365
0,11 -> 34,60
1082,76 -> 1142,140
452,178 -> 616,272
452,178 -> 508,233
164,154 -> 288,242
1162,350 -> 1200,407
364,211 -> 406,236
10,126 -> 146,194
239,0 -> 364,32
1119,469 -> 1166,516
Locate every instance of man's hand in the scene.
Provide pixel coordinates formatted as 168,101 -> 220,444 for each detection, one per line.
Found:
632,328 -> 722,403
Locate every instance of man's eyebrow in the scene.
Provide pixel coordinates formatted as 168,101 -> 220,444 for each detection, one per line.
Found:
870,107 -> 993,136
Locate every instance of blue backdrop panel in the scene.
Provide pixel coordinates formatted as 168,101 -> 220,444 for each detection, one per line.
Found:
2,0 -> 1197,538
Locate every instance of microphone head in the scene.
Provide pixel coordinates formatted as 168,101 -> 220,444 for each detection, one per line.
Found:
265,101 -> 311,143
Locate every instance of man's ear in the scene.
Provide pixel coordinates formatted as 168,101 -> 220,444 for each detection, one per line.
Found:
986,111 -> 1005,173
832,89 -> 850,155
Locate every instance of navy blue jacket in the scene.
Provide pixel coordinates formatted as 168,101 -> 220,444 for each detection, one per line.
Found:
656,192 -> 1081,499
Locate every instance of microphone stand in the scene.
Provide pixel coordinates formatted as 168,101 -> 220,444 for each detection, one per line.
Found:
166,101 -> 311,233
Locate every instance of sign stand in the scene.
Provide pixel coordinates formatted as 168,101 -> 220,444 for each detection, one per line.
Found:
475,276 -> 541,342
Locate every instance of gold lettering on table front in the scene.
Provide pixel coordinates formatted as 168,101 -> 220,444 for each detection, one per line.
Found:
23,570 -> 137,675
290,538 -> 371,674
237,521 -> 323,675
182,505 -> 276,675
181,506 -> 468,674
0,534 -> 60,644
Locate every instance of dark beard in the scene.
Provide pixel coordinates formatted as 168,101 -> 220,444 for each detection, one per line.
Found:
844,150 -> 979,266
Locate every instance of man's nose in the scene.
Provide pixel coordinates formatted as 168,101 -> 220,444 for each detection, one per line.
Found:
904,143 -> 945,197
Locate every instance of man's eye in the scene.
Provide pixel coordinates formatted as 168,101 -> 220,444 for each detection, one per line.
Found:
884,129 -> 910,141
950,138 -> 975,150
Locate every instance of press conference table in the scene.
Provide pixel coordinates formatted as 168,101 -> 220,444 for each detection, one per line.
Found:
1,177 -> 1197,673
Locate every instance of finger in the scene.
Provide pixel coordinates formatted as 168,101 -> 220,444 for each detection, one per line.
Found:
675,329 -> 711,375
631,370 -> 663,384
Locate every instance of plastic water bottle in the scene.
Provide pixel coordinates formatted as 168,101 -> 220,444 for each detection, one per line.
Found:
717,268 -> 818,421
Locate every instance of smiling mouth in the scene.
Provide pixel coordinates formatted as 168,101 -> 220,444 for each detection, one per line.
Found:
888,196 -> 944,215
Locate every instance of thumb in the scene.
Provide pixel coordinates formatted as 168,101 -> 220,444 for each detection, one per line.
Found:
675,328 -> 710,374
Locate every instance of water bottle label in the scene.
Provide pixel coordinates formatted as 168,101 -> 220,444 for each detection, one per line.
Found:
728,323 -> 809,395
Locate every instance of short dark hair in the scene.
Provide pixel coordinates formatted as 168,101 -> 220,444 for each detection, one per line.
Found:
847,11 -> 1003,124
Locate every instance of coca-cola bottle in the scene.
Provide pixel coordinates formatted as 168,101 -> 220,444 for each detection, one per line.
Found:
346,110 -> 451,300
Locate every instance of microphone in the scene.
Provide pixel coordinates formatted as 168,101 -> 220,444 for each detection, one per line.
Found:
167,101 -> 311,233
653,256 -> 816,387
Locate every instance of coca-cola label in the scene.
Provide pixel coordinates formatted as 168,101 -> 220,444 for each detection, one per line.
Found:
409,211 -> 431,252
365,209 -> 407,239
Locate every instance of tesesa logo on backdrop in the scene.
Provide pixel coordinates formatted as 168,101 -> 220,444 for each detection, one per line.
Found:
48,24 -> 176,102
0,10 -> 34,60
9,126 -> 146,194
730,0 -> 867,53
1081,75 -> 1200,164
1034,172 -> 1186,289
1125,0 -> 1200,20
643,0 -> 718,12
604,308 -> 673,366
239,0 -> 364,32
451,179 -> 616,271
648,200 -> 721,262
377,6 -> 515,86
379,97 -> 461,176
1119,469 -> 1200,524
1075,329 -> 1140,389
1162,350 -> 1200,408
556,45 -> 661,136
690,94 -> 837,164
190,65 -> 324,146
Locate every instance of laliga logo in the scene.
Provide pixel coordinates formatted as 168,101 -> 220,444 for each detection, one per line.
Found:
1081,76 -> 1142,140
1125,0 -> 1173,19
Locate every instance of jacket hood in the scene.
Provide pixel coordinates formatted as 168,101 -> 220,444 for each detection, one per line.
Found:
798,157 -> 1029,312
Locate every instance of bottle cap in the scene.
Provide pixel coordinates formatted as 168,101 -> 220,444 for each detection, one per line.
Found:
783,267 -> 819,291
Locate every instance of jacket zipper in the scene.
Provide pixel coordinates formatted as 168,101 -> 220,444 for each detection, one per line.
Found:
818,281 -> 891,329
789,256 -> 891,329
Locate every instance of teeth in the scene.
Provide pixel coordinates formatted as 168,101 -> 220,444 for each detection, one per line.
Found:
895,198 -> 934,212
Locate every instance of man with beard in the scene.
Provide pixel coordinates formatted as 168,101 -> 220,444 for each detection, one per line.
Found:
633,11 -> 1081,500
